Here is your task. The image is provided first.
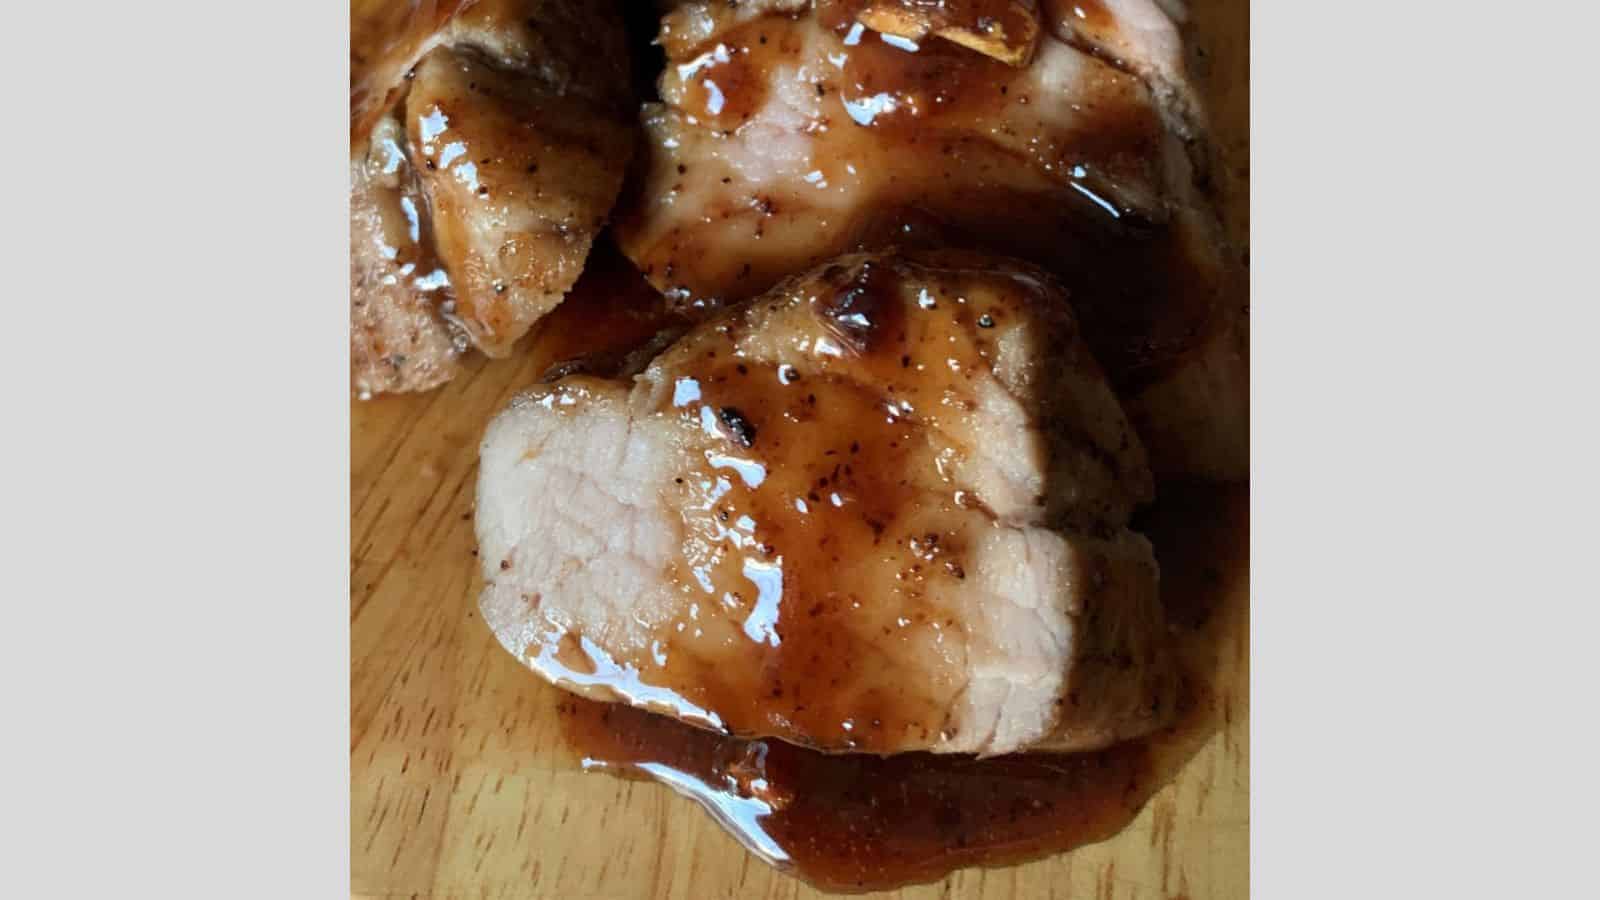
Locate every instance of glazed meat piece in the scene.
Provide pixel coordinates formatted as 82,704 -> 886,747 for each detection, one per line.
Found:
349,0 -> 635,395
351,111 -> 464,393
1043,0 -> 1202,134
475,251 -> 1179,756
351,0 -> 474,143
615,0 -> 1245,478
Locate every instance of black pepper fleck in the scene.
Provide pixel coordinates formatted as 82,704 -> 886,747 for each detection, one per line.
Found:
717,407 -> 757,448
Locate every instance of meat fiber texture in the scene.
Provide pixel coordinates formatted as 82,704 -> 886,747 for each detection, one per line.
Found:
476,250 -> 1180,756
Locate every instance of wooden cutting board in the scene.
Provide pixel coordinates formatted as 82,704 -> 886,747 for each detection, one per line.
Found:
351,2 -> 1249,896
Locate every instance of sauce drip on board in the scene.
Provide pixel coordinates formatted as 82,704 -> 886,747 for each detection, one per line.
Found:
491,245 -> 1246,891
551,474 -> 1247,892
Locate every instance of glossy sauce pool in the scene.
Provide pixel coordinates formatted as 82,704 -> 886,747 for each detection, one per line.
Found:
508,246 -> 1246,892
510,258 -> 1250,888
557,480 -> 1245,892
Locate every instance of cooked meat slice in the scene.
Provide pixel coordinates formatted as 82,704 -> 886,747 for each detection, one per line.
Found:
621,11 -> 1175,294
348,0 -> 634,393
351,111 -> 465,396
614,1 -> 1245,479
1042,0 -> 1201,135
476,251 -> 1177,756
404,46 -> 634,356
351,0 -> 474,143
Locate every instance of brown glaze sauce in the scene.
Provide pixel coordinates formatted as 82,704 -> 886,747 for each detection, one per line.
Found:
396,1 -> 1235,883
656,363 -> 964,751
1041,0 -> 1130,70
554,473 -> 1247,892
512,251 -> 1248,890
520,236 -> 691,378
504,248 -> 1247,891
350,107 -> 470,397
670,25 -> 804,131
818,0 -> 1039,39
645,261 -> 1027,752
1050,0 -> 1114,32
523,257 -> 1100,754
830,18 -> 1023,128
627,6 -> 1219,392
354,114 -> 452,293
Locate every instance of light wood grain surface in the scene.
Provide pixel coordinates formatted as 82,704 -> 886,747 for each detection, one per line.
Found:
351,2 -> 1249,896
